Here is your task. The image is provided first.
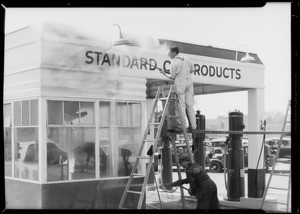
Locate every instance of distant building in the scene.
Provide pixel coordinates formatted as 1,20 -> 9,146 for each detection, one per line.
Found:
205,114 -> 290,138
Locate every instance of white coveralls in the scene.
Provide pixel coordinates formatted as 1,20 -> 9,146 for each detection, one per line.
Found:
169,54 -> 197,129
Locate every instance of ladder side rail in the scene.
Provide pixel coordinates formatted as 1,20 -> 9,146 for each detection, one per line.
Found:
131,86 -> 163,176
152,86 -> 174,154
277,99 -> 291,151
271,100 -> 291,171
175,96 -> 194,163
137,160 -> 155,209
286,163 -> 291,212
118,140 -> 149,209
171,139 -> 186,209
140,86 -> 164,149
137,86 -> 174,208
126,85 -> 163,180
284,109 -> 291,212
139,164 -> 163,209
260,129 -> 286,209
151,164 -> 163,209
260,100 -> 291,210
118,87 -> 163,209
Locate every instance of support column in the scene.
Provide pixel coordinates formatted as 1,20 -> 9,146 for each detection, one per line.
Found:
247,88 -> 265,198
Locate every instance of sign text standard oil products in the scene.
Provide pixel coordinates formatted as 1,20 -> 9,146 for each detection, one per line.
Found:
85,51 -> 242,80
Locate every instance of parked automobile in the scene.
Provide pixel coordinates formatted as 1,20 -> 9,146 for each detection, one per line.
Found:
206,144 -> 275,173
153,137 -> 276,173
265,137 -> 291,160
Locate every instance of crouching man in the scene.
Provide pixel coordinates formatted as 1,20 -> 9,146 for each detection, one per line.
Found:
170,153 -> 220,209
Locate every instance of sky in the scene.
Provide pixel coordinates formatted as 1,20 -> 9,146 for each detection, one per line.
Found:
3,3 -> 291,119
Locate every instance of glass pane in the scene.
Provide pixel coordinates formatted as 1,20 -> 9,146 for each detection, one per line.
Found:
14,127 -> 39,181
3,104 -> 11,127
99,128 -> 111,177
22,100 -> 29,126
30,100 -> 38,126
70,127 -> 95,180
14,101 -> 21,126
4,128 -> 12,177
64,101 -> 79,125
47,127 -> 95,181
80,102 -> 94,125
116,128 -> 141,176
129,103 -> 141,127
115,102 -> 127,126
47,127 -> 69,181
99,102 -> 110,127
47,101 -> 63,125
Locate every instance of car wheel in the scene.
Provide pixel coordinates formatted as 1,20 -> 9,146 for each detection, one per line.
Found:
210,161 -> 222,173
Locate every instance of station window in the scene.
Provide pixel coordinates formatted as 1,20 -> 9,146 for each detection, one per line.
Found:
13,100 -> 39,181
99,101 -> 142,178
46,101 -> 95,181
4,103 -> 12,177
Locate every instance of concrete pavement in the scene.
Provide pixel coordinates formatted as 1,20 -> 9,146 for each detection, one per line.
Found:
146,162 -> 291,212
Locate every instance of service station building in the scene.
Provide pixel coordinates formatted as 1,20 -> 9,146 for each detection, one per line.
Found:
4,22 -> 266,209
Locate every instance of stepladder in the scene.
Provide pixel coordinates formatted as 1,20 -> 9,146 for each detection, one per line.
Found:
118,85 -> 194,209
259,100 -> 291,212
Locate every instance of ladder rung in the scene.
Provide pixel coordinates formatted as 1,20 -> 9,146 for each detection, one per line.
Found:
138,156 -> 150,159
167,115 -> 180,118
268,187 -> 289,191
273,173 -> 290,177
132,173 -> 145,176
149,122 -> 160,126
158,97 -> 168,101
127,190 -> 142,194
263,201 -> 288,205
144,139 -> 156,142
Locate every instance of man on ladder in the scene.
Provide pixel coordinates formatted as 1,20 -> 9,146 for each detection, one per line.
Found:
160,46 -> 197,133
118,46 -> 198,210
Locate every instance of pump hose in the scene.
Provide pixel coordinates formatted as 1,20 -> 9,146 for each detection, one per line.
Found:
223,143 -> 228,191
255,122 -> 267,197
158,158 -> 179,193
223,137 -> 230,191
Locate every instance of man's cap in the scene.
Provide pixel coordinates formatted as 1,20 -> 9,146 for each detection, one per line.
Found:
178,153 -> 191,163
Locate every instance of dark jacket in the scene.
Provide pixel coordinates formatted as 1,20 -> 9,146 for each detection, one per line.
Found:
176,163 -> 220,209
182,163 -> 211,195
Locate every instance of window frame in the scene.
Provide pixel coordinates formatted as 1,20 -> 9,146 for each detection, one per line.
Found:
46,98 -> 96,182
4,102 -> 12,178
7,96 -> 145,184
10,98 -> 40,184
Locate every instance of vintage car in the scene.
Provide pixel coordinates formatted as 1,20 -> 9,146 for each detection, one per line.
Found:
265,137 -> 291,161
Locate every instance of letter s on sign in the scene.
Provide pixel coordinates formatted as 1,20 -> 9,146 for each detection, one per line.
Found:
85,51 -> 94,64
236,69 -> 241,80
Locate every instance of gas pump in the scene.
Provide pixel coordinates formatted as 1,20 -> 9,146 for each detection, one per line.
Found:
194,110 -> 205,168
224,110 -> 245,201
